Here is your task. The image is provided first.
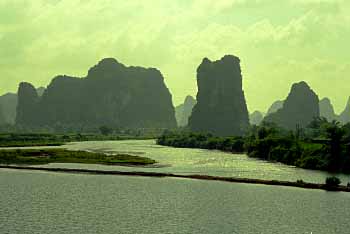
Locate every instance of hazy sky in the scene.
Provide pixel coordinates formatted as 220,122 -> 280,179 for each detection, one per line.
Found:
0,0 -> 349,113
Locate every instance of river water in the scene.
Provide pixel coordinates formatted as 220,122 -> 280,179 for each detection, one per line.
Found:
1,140 -> 350,233
42,140 -> 350,184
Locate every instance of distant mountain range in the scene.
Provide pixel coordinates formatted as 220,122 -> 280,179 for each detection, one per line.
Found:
0,86 -> 45,125
264,81 -> 320,130
249,111 -> 264,125
319,97 -> 337,122
1,55 -> 350,135
15,58 -> 176,130
266,100 -> 284,115
0,92 -> 17,125
175,96 -> 196,127
250,91 -> 350,128
338,97 -> 350,124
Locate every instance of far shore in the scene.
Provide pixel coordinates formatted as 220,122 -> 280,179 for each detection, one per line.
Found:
0,133 -> 157,148
1,165 -> 349,193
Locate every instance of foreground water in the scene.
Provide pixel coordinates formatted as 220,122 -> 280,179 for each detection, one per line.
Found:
30,139 -> 350,184
1,169 -> 350,234
2,140 -> 350,233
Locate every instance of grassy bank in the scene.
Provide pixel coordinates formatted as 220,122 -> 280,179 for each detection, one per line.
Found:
0,148 -> 156,166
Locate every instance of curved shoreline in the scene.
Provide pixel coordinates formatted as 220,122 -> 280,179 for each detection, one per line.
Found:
1,165 -> 349,192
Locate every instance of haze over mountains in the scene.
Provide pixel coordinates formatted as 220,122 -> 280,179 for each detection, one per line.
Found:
0,93 -> 17,125
339,98 -> 350,125
1,54 -> 349,135
0,87 -> 45,126
175,96 -> 196,127
319,98 -> 337,122
249,111 -> 264,126
266,100 -> 284,115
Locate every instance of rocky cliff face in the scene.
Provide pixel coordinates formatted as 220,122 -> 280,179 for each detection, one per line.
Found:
188,55 -> 249,136
339,97 -> 350,124
264,81 -> 320,129
267,100 -> 284,115
319,98 -> 337,122
0,92 -> 17,124
250,111 -> 264,125
175,96 -> 196,127
0,87 -> 45,126
16,82 -> 40,126
16,58 -> 177,130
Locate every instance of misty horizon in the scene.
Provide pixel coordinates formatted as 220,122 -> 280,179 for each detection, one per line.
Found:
1,0 -> 350,113
1,55 -> 350,116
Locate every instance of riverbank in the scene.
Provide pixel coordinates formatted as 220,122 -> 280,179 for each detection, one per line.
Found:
0,142 -> 65,147
1,165 -> 349,192
0,148 -> 156,166
157,131 -> 350,174
0,133 -> 157,148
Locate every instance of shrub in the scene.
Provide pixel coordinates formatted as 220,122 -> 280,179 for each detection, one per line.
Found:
231,139 -> 245,152
268,146 -> 288,161
296,179 -> 304,184
325,176 -> 341,188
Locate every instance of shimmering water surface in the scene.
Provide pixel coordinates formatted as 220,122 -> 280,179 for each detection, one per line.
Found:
1,140 -> 350,233
1,169 -> 350,234
40,140 -> 350,184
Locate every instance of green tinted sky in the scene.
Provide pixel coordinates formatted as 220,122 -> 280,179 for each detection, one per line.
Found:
0,0 -> 349,113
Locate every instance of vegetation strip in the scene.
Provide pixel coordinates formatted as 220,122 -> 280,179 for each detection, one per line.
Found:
1,165 -> 349,192
158,117 -> 350,174
0,133 -> 156,148
0,148 -> 156,166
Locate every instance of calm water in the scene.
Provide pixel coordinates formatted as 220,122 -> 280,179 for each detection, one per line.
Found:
2,140 -> 350,233
35,139 -> 350,184
1,169 -> 350,234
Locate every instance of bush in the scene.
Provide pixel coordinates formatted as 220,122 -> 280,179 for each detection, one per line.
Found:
268,146 -> 288,161
296,156 -> 326,170
325,176 -> 341,187
231,139 -> 245,152
296,179 -> 304,184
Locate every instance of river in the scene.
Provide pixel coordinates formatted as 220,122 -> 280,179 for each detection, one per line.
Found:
37,140 -> 350,184
1,140 -> 350,233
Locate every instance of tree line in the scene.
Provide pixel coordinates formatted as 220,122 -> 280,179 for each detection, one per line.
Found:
157,117 -> 350,174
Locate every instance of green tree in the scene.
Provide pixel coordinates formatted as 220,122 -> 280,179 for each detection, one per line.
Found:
306,117 -> 329,138
342,123 -> 350,142
325,121 -> 345,171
